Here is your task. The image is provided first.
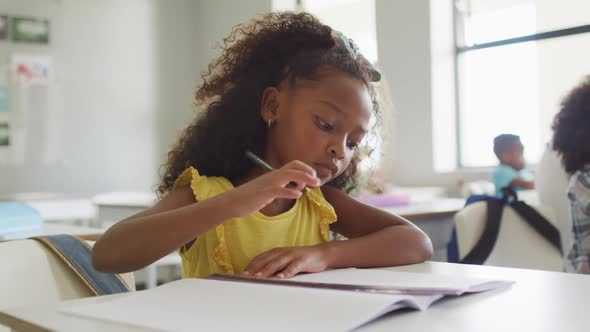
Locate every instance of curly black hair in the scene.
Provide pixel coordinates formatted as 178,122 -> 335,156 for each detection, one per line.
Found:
552,75 -> 590,174
157,12 -> 380,196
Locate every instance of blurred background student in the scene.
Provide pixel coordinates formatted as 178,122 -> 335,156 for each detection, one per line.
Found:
492,134 -> 535,197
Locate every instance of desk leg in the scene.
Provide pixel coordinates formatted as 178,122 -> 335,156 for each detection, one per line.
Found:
146,264 -> 157,289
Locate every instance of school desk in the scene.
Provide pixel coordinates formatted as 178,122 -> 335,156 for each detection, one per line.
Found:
1,261 -> 587,332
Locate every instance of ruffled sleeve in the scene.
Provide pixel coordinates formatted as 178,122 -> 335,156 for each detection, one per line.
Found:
172,167 -> 207,202
213,225 -> 235,274
173,166 -> 235,274
304,188 -> 337,241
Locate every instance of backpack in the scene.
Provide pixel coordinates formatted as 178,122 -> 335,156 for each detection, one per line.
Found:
447,188 -> 562,264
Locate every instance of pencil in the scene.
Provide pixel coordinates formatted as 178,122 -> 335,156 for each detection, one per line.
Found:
245,150 -> 274,172
245,150 -> 298,188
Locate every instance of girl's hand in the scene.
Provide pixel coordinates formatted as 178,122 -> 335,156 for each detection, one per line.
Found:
224,160 -> 320,218
241,245 -> 329,279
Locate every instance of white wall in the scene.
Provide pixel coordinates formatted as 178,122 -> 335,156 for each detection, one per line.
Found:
153,0 -> 271,175
535,0 -> 590,145
0,0 -> 271,196
376,0 -> 433,185
376,0 -> 488,195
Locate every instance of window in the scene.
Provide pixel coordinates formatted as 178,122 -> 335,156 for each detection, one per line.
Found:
454,0 -> 590,167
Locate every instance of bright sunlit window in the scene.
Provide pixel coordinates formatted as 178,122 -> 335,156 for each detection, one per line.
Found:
454,0 -> 590,168
456,1 -> 540,167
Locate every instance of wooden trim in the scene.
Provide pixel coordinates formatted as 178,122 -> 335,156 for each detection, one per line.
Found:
75,233 -> 102,241
0,311 -> 51,332
31,236 -> 101,296
77,238 -> 131,291
401,211 -> 458,220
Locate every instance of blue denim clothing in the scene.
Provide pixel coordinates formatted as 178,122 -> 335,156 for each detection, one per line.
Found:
33,235 -> 130,295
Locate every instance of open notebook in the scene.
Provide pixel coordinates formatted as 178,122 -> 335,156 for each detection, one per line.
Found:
62,268 -> 513,332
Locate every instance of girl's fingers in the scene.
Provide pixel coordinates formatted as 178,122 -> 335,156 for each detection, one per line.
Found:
257,255 -> 292,278
243,252 -> 277,276
276,259 -> 305,279
279,170 -> 319,188
284,160 -> 317,178
273,187 -> 303,199
243,248 -> 287,276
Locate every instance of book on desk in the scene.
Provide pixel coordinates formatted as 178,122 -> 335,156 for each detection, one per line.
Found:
61,268 -> 512,332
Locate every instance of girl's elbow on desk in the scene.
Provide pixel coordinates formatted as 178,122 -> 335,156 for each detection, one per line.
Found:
381,225 -> 433,265
406,228 -> 434,263
324,226 -> 433,268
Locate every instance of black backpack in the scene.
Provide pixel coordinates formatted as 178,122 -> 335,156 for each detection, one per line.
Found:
458,188 -> 562,265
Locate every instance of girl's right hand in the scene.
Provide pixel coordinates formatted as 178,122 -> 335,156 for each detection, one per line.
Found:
223,160 -> 320,218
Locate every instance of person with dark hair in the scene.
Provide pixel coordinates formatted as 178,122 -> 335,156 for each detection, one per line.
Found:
492,134 -> 535,196
552,75 -> 590,274
92,12 -> 432,279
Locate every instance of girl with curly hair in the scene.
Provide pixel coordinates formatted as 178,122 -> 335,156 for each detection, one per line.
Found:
92,12 -> 432,279
552,75 -> 590,274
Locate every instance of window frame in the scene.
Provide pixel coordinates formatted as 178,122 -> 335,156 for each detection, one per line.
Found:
452,1 -> 590,168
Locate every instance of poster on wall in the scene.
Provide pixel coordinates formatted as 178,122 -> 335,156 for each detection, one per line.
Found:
11,16 -> 49,44
0,16 -> 8,40
0,85 -> 9,112
0,122 -> 9,146
0,120 -> 24,165
11,54 -> 52,86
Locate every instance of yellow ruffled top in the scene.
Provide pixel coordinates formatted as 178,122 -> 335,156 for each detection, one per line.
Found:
173,167 -> 337,278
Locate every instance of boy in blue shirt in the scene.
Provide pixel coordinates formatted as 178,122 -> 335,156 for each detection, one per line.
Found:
492,134 -> 535,197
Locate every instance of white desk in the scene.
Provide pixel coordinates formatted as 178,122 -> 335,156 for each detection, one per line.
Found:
92,191 -> 464,227
93,192 -> 176,289
0,193 -> 97,224
385,198 -> 465,220
386,198 -> 466,261
91,194 -> 464,284
93,191 -> 157,227
0,261 -> 587,332
0,223 -> 105,241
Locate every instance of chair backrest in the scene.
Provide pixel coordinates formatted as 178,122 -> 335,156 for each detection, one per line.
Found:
535,145 -> 573,254
460,180 -> 496,198
0,239 -> 135,310
454,201 -> 563,271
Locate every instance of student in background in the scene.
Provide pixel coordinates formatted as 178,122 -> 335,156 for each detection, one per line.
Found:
536,143 -> 572,255
552,75 -> 590,274
492,134 -> 535,197
92,12 -> 432,279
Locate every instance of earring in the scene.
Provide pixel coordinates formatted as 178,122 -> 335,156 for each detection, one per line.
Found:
268,119 -> 272,128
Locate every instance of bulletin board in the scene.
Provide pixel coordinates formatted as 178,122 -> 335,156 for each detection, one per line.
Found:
0,7 -> 63,166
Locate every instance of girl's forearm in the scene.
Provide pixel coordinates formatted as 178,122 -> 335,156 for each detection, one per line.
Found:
92,193 -> 236,274
321,226 -> 433,268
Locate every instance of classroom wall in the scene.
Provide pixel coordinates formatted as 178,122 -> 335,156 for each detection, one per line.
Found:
8,1 -> 577,198
0,0 -> 271,196
375,0 -> 433,186
375,0 -> 488,195
535,0 -> 590,145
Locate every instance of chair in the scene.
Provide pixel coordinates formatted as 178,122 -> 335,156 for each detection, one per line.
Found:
0,239 -> 134,313
454,201 -> 563,271
460,180 -> 496,198
535,144 -> 573,255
